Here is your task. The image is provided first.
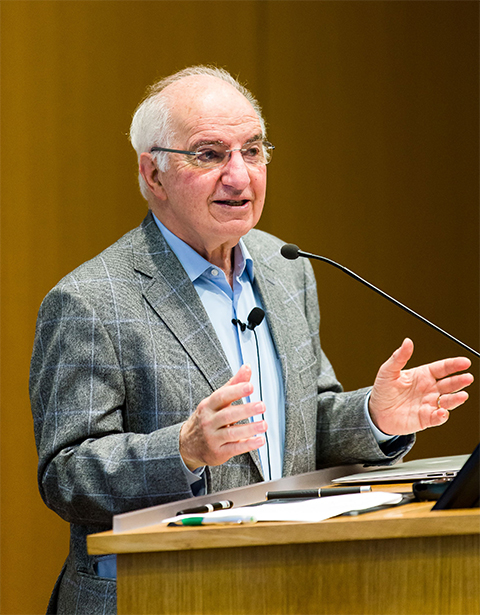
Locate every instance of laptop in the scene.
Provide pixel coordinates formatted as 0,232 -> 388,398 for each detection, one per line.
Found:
332,453 -> 469,484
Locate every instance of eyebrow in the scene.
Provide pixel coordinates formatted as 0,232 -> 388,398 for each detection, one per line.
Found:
244,133 -> 264,145
191,139 -> 224,150
190,133 -> 265,151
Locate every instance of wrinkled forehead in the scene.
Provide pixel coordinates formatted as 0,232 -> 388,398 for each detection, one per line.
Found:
162,75 -> 263,143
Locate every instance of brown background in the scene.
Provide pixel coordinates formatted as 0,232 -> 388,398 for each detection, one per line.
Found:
1,1 -> 478,613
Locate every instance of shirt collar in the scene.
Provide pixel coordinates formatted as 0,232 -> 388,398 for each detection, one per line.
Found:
152,212 -> 254,283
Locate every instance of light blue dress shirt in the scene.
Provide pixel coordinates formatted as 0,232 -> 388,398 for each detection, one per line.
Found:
152,214 -> 285,483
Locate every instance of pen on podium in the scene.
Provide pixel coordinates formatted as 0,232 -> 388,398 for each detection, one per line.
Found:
265,486 -> 372,500
176,500 -> 234,516
168,514 -> 257,527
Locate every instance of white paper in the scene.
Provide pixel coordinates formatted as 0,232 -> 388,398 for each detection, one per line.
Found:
162,492 -> 403,525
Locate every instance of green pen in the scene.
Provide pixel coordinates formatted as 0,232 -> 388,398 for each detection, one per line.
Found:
168,515 -> 257,526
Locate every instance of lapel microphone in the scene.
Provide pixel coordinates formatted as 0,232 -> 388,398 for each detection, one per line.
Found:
280,243 -> 479,358
231,307 -> 265,332
246,307 -> 265,330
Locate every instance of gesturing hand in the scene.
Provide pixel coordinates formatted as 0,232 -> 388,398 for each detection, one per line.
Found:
179,364 -> 267,471
369,338 -> 474,436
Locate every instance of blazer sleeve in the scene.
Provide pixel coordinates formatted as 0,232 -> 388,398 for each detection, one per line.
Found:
29,285 -> 194,527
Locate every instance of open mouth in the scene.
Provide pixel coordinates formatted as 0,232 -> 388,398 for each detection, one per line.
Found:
214,199 -> 249,207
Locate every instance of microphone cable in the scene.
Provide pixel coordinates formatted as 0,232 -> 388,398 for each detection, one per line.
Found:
232,308 -> 272,480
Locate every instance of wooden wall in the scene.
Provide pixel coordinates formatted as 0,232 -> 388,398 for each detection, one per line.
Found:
1,2 -> 478,613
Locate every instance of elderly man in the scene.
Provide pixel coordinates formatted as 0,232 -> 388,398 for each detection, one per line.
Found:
30,66 -> 472,614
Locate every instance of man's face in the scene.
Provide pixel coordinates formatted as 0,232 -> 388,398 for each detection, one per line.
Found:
147,77 -> 267,261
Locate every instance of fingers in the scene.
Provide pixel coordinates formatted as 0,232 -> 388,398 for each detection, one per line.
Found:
204,379 -> 253,414
437,390 -> 470,411
225,363 -> 252,386
217,416 -> 268,446
381,339 -> 473,389
428,356 -> 472,381
428,357 -> 473,416
210,401 -> 266,431
219,432 -> 267,460
179,364 -> 267,470
180,401 -> 267,470
424,386 -> 471,432
371,338 -> 475,437
381,338 -> 414,377
436,372 -> 474,397
428,408 -> 450,428
196,365 -> 254,417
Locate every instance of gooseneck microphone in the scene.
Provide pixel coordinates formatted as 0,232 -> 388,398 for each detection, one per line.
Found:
280,243 -> 479,358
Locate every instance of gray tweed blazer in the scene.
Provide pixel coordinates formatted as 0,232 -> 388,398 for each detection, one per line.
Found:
30,211 -> 412,614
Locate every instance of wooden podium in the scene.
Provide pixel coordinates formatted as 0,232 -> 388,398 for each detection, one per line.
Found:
88,489 -> 480,615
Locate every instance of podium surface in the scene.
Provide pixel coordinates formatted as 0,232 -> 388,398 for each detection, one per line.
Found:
88,492 -> 480,615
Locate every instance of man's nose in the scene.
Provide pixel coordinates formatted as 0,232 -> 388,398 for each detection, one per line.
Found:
220,151 -> 251,190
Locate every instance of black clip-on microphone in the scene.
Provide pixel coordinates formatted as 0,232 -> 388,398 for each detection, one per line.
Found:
280,243 -> 479,358
232,307 -> 265,332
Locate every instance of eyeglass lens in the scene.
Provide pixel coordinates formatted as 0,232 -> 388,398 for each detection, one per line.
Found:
193,142 -> 272,168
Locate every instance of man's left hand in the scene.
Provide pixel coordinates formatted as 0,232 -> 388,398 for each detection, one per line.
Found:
369,338 -> 474,436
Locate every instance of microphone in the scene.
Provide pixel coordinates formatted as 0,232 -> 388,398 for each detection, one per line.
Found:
232,308 -> 265,332
280,243 -> 479,358
247,307 -> 265,330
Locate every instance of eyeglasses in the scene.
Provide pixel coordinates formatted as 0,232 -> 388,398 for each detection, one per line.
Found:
150,140 -> 275,169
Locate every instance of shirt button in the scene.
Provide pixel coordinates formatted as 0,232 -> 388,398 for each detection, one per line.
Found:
210,268 -> 219,277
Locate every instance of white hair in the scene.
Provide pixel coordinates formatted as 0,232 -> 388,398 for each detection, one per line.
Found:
129,65 -> 266,200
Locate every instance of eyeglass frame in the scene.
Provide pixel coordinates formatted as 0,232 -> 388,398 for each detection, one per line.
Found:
149,140 -> 275,167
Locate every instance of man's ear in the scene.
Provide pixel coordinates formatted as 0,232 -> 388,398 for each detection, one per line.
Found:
139,153 -> 167,200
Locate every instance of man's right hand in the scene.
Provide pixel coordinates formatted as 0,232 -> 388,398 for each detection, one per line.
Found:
179,364 -> 267,471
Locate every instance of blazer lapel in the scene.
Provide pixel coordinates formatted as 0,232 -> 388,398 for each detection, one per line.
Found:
132,213 -> 232,393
